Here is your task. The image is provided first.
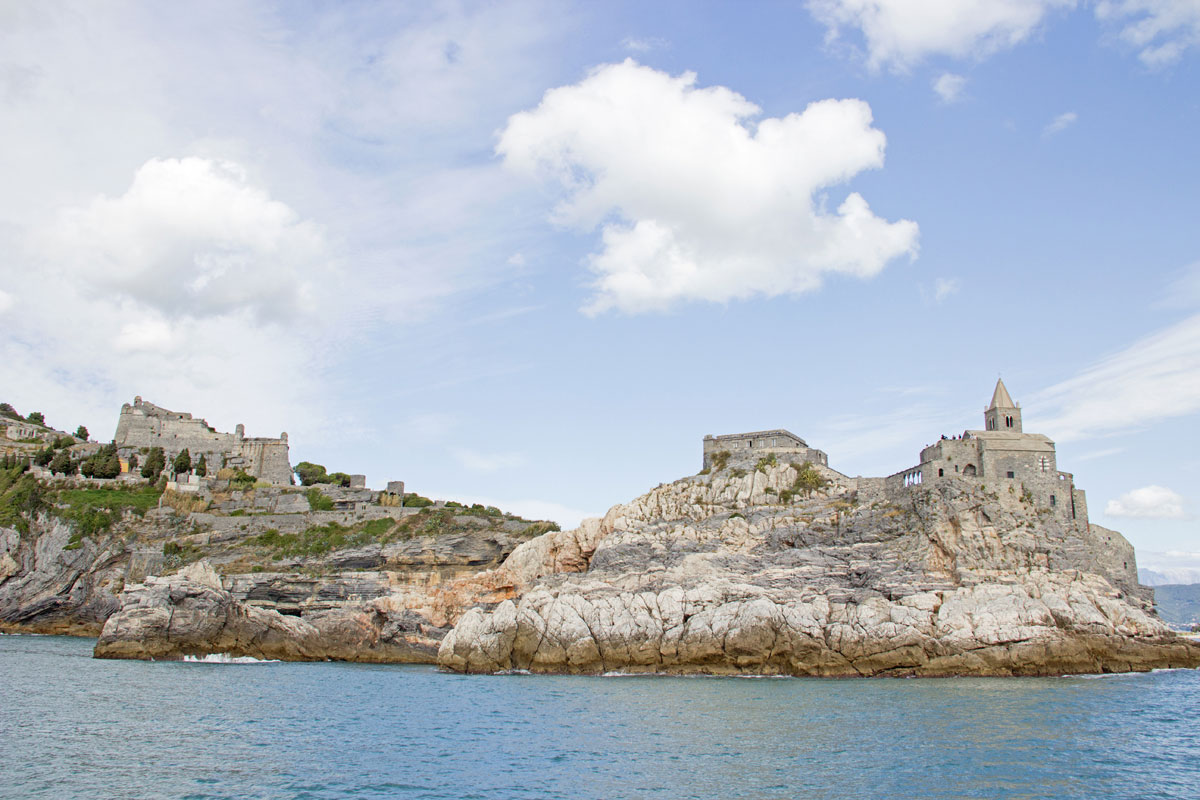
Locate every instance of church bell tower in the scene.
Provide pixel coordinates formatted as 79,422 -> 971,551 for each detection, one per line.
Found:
984,378 -> 1022,433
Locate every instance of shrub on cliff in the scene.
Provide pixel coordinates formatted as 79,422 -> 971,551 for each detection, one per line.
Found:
195,454 -> 207,477
306,488 -> 334,511
26,411 -> 44,426
74,426 -> 88,441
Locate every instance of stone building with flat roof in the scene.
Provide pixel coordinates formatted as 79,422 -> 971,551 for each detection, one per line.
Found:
702,429 -> 829,470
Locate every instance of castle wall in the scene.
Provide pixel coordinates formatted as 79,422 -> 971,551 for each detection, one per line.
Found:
113,398 -> 292,485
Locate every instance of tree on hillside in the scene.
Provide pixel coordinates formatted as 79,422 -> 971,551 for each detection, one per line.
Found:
0,403 -> 18,419
26,412 -> 44,426
33,447 -> 54,467
141,447 -> 165,481
48,449 -> 75,476
195,454 -> 207,477
74,426 -> 89,441
295,461 -> 329,486
173,448 -> 191,477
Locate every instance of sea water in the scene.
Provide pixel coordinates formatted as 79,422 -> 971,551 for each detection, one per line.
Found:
2,635 -> 1198,800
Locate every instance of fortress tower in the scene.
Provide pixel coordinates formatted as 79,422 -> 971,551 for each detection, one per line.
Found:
113,397 -> 293,485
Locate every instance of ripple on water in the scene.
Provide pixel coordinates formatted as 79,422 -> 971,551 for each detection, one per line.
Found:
1,635 -> 1198,800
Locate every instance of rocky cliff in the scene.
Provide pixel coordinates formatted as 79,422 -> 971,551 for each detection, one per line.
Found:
0,470 -> 553,651
437,458 -> 1200,676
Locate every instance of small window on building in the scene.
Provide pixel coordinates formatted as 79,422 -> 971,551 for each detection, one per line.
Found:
1006,471 -> 1014,478
938,468 -> 944,477
1050,495 -> 1057,506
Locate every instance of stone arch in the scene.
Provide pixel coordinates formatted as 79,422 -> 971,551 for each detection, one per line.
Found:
962,464 -> 977,477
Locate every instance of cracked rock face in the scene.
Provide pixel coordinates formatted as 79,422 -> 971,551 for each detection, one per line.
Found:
437,461 -> 1200,676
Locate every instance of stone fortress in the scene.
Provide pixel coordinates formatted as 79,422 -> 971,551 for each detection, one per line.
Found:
702,429 -> 829,470
113,397 -> 293,485
708,380 -> 1088,528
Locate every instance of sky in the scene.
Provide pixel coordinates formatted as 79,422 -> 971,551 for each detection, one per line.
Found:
1,0 -> 1198,575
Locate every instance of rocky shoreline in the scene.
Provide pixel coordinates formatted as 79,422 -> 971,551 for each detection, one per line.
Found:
87,459 -> 1200,676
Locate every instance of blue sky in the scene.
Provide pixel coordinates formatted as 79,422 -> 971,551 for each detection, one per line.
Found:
2,1 -> 1198,573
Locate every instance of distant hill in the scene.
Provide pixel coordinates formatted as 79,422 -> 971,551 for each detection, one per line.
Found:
1154,584 -> 1200,630
1139,567 -> 1200,586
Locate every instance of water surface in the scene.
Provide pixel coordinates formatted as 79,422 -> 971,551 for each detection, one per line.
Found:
3,635 -> 1197,799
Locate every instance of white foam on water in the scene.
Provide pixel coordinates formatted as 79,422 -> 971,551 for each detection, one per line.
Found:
181,653 -> 279,664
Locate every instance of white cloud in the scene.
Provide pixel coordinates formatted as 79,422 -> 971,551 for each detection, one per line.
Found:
498,59 -> 918,315
1042,110 -> 1078,137
806,0 -> 1075,69
37,157 -> 329,323
452,448 -> 528,472
0,1 -> 567,453
621,36 -> 669,52
0,289 -> 12,314
1105,485 -> 1188,518
933,72 -> 967,103
1031,313 -> 1200,441
934,277 -> 960,302
1095,0 -> 1200,67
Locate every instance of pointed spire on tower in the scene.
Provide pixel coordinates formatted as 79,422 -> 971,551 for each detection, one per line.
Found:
988,378 -> 1015,410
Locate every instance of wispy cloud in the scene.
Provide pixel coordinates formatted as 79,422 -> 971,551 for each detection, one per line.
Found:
1105,485 -> 1188,519
621,35 -> 669,52
1031,313 -> 1200,441
1095,0 -> 1200,68
1074,446 -> 1124,462
933,72 -> 967,103
1042,110 -> 1078,137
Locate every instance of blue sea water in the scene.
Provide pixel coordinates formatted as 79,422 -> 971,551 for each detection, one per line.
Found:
2,635 -> 1198,800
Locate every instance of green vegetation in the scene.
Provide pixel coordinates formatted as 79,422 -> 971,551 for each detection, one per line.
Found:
250,520 -> 395,559
305,488 -> 334,511
709,450 -> 731,473
54,484 -> 163,548
0,464 -> 44,533
0,403 -> 20,419
780,461 -> 828,503
294,461 -> 353,487
229,469 -> 256,489
523,520 -> 561,536
195,454 -> 207,477
26,411 -> 44,426
140,447 -> 166,481
173,448 -> 191,476
402,493 -> 434,508
74,426 -> 88,440
755,453 -> 778,472
80,444 -> 121,479
48,449 -> 75,476
730,468 -> 747,478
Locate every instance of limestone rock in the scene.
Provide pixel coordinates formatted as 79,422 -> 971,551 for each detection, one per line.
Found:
438,463 -> 1200,676
94,560 -> 437,662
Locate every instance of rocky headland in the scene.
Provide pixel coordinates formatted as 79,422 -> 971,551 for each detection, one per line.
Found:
5,391 -> 1199,676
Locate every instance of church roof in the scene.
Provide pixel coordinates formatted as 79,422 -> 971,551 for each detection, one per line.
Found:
988,378 -> 1016,410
